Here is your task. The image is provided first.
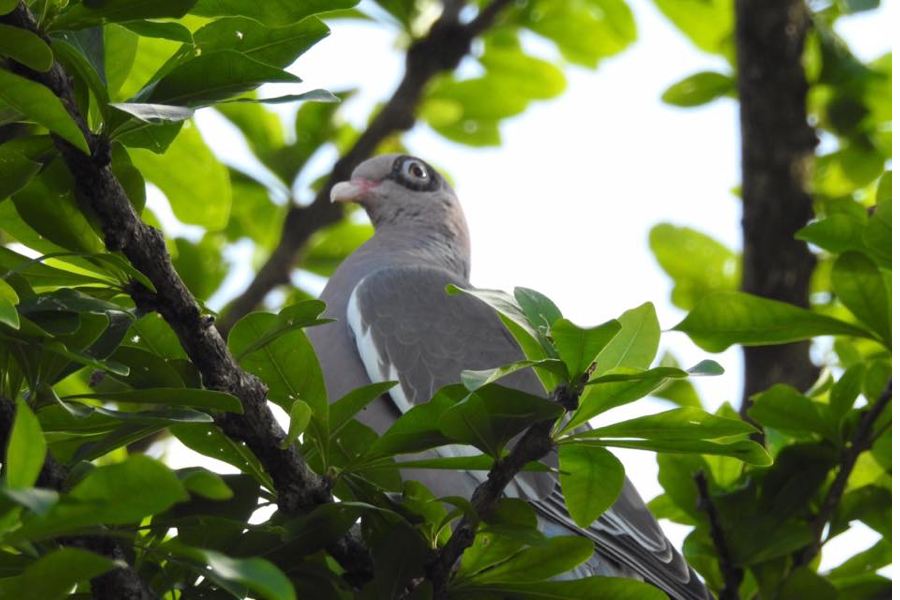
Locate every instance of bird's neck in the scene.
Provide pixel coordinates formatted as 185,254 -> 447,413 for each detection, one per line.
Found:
370,224 -> 471,279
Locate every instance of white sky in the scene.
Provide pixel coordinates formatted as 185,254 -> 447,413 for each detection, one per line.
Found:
160,0 -> 894,579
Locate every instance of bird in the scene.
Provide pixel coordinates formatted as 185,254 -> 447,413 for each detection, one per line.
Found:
307,154 -> 710,599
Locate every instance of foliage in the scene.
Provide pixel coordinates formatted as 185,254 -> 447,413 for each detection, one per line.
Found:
0,0 -> 891,599
648,1 -> 892,598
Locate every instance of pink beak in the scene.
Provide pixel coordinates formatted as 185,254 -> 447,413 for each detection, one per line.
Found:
330,178 -> 377,204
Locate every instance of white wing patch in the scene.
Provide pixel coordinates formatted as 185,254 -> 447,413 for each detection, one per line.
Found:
348,280 -> 412,414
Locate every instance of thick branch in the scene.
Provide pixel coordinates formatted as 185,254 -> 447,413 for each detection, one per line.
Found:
797,381 -> 891,566
694,471 -> 742,600
0,397 -> 155,600
426,384 -> 579,598
1,1 -> 369,581
736,0 -> 819,418
217,0 -> 516,335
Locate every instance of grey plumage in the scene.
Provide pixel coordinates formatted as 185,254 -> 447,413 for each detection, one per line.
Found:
308,154 -> 710,600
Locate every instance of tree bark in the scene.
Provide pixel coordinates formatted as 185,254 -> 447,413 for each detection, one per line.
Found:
735,0 -> 820,416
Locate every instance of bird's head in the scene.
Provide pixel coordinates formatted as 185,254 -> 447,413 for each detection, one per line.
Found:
330,154 -> 466,234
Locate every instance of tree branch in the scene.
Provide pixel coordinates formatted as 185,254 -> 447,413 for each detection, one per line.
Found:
216,0 -> 517,335
426,384 -> 579,598
797,381 -> 891,566
694,471 -> 743,600
735,0 -> 820,421
1,1 -> 370,582
0,397 -> 155,600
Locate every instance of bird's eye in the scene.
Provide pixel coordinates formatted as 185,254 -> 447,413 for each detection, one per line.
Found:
405,160 -> 428,180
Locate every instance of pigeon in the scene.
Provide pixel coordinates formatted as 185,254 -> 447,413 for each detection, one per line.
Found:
307,154 -> 710,599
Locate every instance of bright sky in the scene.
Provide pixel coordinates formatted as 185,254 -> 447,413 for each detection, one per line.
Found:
157,0 -> 894,579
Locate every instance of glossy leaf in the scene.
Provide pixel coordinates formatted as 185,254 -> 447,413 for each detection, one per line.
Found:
598,438 -> 771,466
439,384 -> 563,457
0,24 -> 53,72
143,50 -> 299,107
551,318 -> 621,378
831,251 -> 890,343
674,292 -> 876,351
593,302 -> 660,375
662,71 -> 734,107
131,123 -> 231,229
0,142 -> 42,200
51,0 -> 197,29
193,16 -> 329,69
0,70 -> 88,153
578,407 -> 756,442
5,399 -> 46,489
748,384 -> 834,439
460,359 -> 566,391
566,369 -> 681,432
191,0 -> 358,26
281,399 -> 312,449
649,224 -> 738,310
863,171 -> 891,268
110,102 -> 195,123
329,381 -> 396,436
466,535 -> 594,583
652,0 -> 733,57
0,548 -> 115,600
10,455 -> 187,541
368,386 -> 464,458
62,388 -> 242,412
559,444 -> 624,527
227,310 -> 327,416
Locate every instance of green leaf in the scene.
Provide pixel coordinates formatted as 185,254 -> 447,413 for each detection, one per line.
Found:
439,385 -> 563,457
673,291 -> 877,351
777,567 -> 837,600
110,102 -> 195,123
11,455 -> 187,541
232,300 -> 329,359
171,423 -> 274,491
551,318 -> 621,378
829,363 -> 865,422
179,468 -> 234,500
5,399 -> 46,489
0,24 -> 53,72
193,16 -> 328,69
460,359 -> 566,392
565,369 -> 680,432
452,576 -> 666,600
329,381 -> 396,436
51,0 -> 197,29
467,536 -> 595,583
191,0 -> 357,26
652,0 -> 733,57
593,302 -> 660,375
649,224 -> 738,310
396,455 -> 549,471
863,171 -> 891,268
131,123 -> 231,229
598,438 -> 771,465
747,384 -> 833,439
0,548 -> 115,600
367,385 -> 464,458
831,251 -> 890,343
143,50 -> 299,107
181,547 -> 296,600
0,0 -> 16,14
662,71 -> 734,107
281,399 -> 312,449
0,70 -> 88,153
300,221 -> 373,276
227,310 -> 326,416
514,287 -> 562,335
0,142 -> 42,200
121,19 -> 194,42
559,444 -> 624,527
0,298 -> 18,329
578,407 -> 756,442
521,0 -> 637,68
62,388 -> 242,412
796,214 -> 866,255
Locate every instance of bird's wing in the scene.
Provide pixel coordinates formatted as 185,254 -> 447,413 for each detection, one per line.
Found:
347,265 -> 709,600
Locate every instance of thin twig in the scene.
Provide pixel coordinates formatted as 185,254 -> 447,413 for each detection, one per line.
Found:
216,0 -> 517,334
797,380 -> 892,566
694,471 -> 743,600
0,1 -> 370,583
426,384 -> 580,598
